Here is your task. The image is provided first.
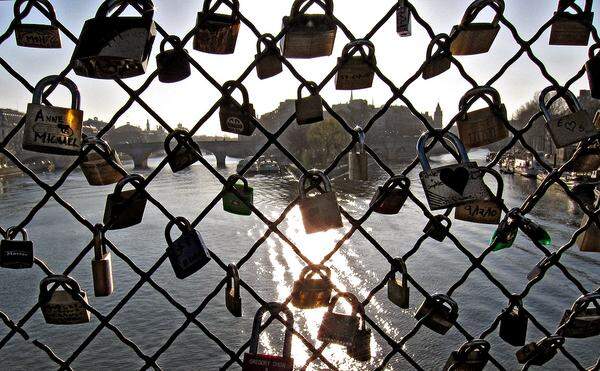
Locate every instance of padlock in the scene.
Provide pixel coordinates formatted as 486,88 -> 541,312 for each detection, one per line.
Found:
219,81 -> 256,136
347,306 -> 371,362
586,44 -> 600,98
80,137 -> 124,186
396,0 -> 411,37
291,265 -> 333,309
450,0 -> 504,55
418,131 -> 490,211
455,167 -> 504,224
499,295 -> 528,346
457,86 -> 509,149
22,75 -> 83,156
39,275 -> 90,325
225,264 -> 242,317
387,258 -> 410,309
516,335 -> 564,366
558,291 -> 600,338
443,339 -> 490,371
103,174 -> 148,230
414,293 -> 459,335
222,174 -> 254,216
563,139 -> 600,172
295,81 -> 323,126
165,217 -> 211,279
193,0 -> 240,54
576,204 -> 600,252
71,0 -> 156,79
13,0 -> 61,48
527,253 -> 557,282
423,215 -> 452,242
0,227 -> 33,269
255,34 -> 283,80
348,126 -> 368,181
550,0 -> 593,46
423,34 -> 451,80
91,224 -> 113,297
281,0 -> 337,59
370,175 -> 410,214
335,40 -> 376,91
164,129 -> 201,173
540,86 -> 597,148
489,208 -> 520,251
298,170 -> 343,234
243,303 -> 294,371
156,36 -> 191,83
318,292 -> 361,346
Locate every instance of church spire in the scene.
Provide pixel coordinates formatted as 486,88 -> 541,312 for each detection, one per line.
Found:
434,102 -> 443,128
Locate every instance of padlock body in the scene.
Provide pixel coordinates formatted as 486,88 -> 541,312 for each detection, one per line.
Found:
299,192 -> 343,234
576,213 -> 600,252
103,189 -> 147,230
15,24 -> 61,48
348,150 -> 368,181
585,55 -> 600,99
549,12 -> 593,46
387,278 -> 409,309
219,100 -> 256,136
23,103 -> 83,156
41,291 -> 90,325
415,298 -> 457,334
167,141 -> 199,173
0,240 -> 33,269
547,110 -> 596,148
335,56 -> 375,90
422,219 -> 450,242
450,24 -> 500,55
281,14 -> 336,59
92,252 -> 114,297
396,5 -> 411,36
558,308 -> 600,338
166,229 -> 211,279
317,312 -> 359,346
156,49 -> 191,83
454,199 -> 502,224
443,351 -> 488,371
295,95 -> 323,125
499,307 -> 528,346
226,289 -> 242,317
562,145 -> 600,172
80,151 -> 124,186
223,184 -> 254,215
291,278 -> 332,309
370,186 -> 408,214
347,328 -> 372,362
193,13 -> 240,54
516,342 -> 557,366
457,105 -> 508,149
423,55 -> 451,80
242,353 -> 293,371
255,53 -> 283,80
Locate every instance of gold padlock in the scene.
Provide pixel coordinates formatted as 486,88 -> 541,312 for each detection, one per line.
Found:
39,275 -> 90,325
335,40 -> 376,91
80,137 -> 124,186
423,34 -> 451,80
298,170 -> 343,234
454,167 -> 504,224
450,0 -> 504,55
549,0 -> 593,46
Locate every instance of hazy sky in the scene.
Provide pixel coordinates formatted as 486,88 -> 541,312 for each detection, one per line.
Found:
1,0 -> 599,136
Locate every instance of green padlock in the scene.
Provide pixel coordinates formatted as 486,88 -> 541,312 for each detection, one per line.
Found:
223,174 -> 253,216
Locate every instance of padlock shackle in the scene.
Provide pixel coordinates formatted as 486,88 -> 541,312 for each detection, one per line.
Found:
457,339 -> 490,356
479,167 -> 504,199
426,34 -> 450,59
202,0 -> 240,17
536,335 -> 565,352
164,129 -> 197,155
165,216 -> 193,247
93,223 -> 107,261
291,0 -> 334,17
327,292 -> 360,316
114,173 -> 145,197
431,293 -> 459,315
222,80 -> 250,105
417,131 -> 469,172
391,257 -> 408,287
160,35 -> 183,53
13,0 -> 57,24
39,275 -> 83,304
297,81 -> 319,99
506,293 -> 524,311
341,39 -> 375,60
461,0 -> 505,27
589,43 -> 600,59
4,226 -> 28,241
558,0 -> 593,14
571,291 -> 600,313
458,86 -> 502,112
382,175 -> 411,192
226,263 -> 240,293
96,0 -> 154,20
299,264 -> 331,280
353,126 -> 366,154
256,33 -> 278,54
298,169 -> 333,198
225,174 -> 250,192
249,302 -> 294,359
539,86 -> 583,122
81,136 -> 114,158
32,75 -> 80,110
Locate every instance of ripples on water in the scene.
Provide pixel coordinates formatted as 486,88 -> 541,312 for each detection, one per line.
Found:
0,153 -> 598,370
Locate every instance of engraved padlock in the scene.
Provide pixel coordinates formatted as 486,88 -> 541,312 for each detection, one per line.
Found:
193,0 -> 240,54
516,335 -> 564,366
335,40 -> 376,91
295,81 -> 323,126
396,0 -> 411,37
23,75 -> 83,155
91,224 -> 113,297
39,275 -> 91,325
72,0 -> 157,79
164,129 -> 201,173
156,36 -> 191,83
370,175 -> 410,214
443,339 -> 490,371
414,293 -> 459,334
539,86 -> 597,148
387,257 -> 410,309
423,215 -> 452,242
586,44 -> 600,98
243,303 -> 294,371
223,174 -> 254,216
347,306 -> 371,362
418,131 -> 489,211
450,0 -> 504,55
298,170 -> 343,234
550,0 -> 593,46
255,34 -> 283,80
13,0 -> 61,48
0,227 -> 33,269
576,199 -> 600,252
423,34 -> 451,80
457,86 -> 509,149
103,174 -> 148,230
291,265 -> 333,309
80,137 -> 124,186
165,217 -> 211,279
455,167 -> 504,224
499,295 -> 528,346
281,0 -> 337,59
348,126 -> 368,181
219,81 -> 256,136
225,264 -> 242,317
318,292 -> 361,346
557,291 -> 600,338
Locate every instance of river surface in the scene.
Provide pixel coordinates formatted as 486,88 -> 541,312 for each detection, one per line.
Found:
0,151 -> 598,370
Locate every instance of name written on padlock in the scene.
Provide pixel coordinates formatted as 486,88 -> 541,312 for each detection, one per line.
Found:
16,29 -> 60,48
460,204 -> 499,218
556,117 -> 586,133
27,107 -> 82,148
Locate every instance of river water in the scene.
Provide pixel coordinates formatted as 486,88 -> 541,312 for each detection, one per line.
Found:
0,152 -> 598,370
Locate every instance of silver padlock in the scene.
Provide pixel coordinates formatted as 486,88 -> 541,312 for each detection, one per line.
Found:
91,224 -> 113,297
396,0 -> 411,37
39,275 -> 90,325
348,126 -> 368,181
387,257 -> 409,309
298,170 -> 343,234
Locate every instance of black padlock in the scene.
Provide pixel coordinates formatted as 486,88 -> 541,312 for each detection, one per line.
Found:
0,227 -> 33,269
193,0 -> 240,54
295,81 -> 323,126
347,306 -> 371,362
291,265 -> 333,309
414,293 -> 459,335
219,81 -> 256,136
165,217 -> 211,279
586,44 -> 600,99
387,257 -> 410,309
225,264 -> 242,317
443,339 -> 490,371
423,215 -> 452,242
164,129 -> 201,172
318,292 -> 361,346
255,34 -> 283,80
156,36 -> 191,83
103,174 -> 148,230
516,335 -> 564,366
13,0 -> 61,48
370,175 -> 410,214
558,291 -> 600,338
499,295 -> 528,346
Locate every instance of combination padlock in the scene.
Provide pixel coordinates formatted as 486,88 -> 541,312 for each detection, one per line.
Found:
396,0 -> 411,37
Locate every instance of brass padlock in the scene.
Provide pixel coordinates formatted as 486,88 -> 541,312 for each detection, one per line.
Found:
165,217 -> 211,279
414,293 -> 459,334
318,292 -> 361,346
72,0 -> 156,79
387,258 -> 409,309
91,224 -> 113,297
23,75 -> 83,156
80,137 -> 124,186
156,36 -> 191,83
13,0 -> 61,48
499,295 -> 528,346
281,0 -> 337,59
255,34 -> 283,80
193,0 -> 240,54
103,174 -> 148,230
443,339 -> 490,371
219,81 -> 256,136
516,335 -> 564,366
539,86 -> 597,148
370,175 -> 410,214
450,0 -> 504,55
550,0 -> 593,46
348,126 -> 368,181
418,131 -> 490,211
298,170 -> 343,234
457,86 -> 509,149
396,0 -> 411,37
295,81 -> 323,126
423,34 -> 451,80
558,291 -> 600,338
586,44 -> 600,98
39,275 -> 91,325
0,227 -> 33,269
455,167 -> 504,225
423,215 -> 452,242
576,204 -> 600,252
243,303 -> 294,371
291,265 -> 333,309
335,40 -> 376,91
562,139 -> 600,172
164,129 -> 201,173
347,306 -> 371,362
226,264 -> 242,317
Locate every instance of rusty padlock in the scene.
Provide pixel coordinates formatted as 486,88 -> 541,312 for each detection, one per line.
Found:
558,291 -> 600,338
387,257 -> 410,309
164,129 -> 201,173
291,265 -> 333,309
103,174 -> 148,230
226,264 -> 242,317
39,275 -> 91,325
0,227 -> 33,269
91,224 -> 114,297
586,44 -> 600,98
516,335 -> 565,366
450,0 -> 504,55
347,305 -> 371,362
443,339 -> 490,371
219,81 -> 256,136
318,292 -> 361,346
156,36 -> 191,83
370,175 -> 410,215
423,215 -> 452,242
423,34 -> 451,80
455,167 -> 504,225
13,0 -> 61,48
396,0 -> 411,36
499,295 -> 528,346
335,40 -> 376,91
457,86 -> 509,149
348,126 -> 368,181
550,0 -> 593,46
298,170 -> 343,234
255,34 -> 283,80
80,137 -> 124,186
281,0 -> 337,59
165,217 -> 211,279
193,0 -> 240,54
295,81 -> 323,126
414,293 -> 459,334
